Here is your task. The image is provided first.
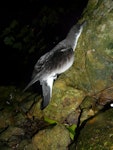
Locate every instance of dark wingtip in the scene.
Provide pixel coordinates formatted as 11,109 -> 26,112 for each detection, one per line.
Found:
23,79 -> 35,93
22,84 -> 30,93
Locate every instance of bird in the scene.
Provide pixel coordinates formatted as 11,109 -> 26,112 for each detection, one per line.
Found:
23,21 -> 86,110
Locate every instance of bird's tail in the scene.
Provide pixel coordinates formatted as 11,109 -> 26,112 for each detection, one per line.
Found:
41,82 -> 51,109
40,77 -> 54,110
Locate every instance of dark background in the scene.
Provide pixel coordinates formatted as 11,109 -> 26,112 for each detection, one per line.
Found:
0,0 -> 88,88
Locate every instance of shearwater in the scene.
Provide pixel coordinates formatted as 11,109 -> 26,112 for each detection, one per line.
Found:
23,21 -> 86,109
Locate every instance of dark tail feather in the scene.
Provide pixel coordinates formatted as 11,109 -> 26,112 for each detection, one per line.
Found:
41,81 -> 51,110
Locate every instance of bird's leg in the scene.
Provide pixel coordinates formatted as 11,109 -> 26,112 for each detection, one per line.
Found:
53,75 -> 57,80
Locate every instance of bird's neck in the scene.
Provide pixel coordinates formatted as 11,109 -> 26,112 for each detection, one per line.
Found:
66,27 -> 83,51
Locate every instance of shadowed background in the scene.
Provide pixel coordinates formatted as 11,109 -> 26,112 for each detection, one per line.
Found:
0,0 -> 88,87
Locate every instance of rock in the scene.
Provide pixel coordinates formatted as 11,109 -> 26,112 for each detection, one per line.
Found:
32,124 -> 71,150
76,108 -> 113,150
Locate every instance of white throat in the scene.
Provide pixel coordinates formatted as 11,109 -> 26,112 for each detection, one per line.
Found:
73,27 -> 83,51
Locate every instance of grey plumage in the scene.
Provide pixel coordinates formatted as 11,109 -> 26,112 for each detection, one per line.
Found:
23,21 -> 86,109
41,81 -> 51,109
